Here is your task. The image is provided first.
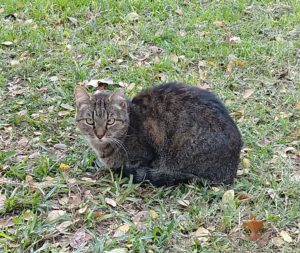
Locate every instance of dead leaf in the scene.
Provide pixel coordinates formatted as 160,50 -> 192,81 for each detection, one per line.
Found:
60,103 -> 74,111
213,20 -> 225,27
194,227 -> 211,242
272,236 -> 285,247
242,158 -> 251,168
2,41 -> 13,46
69,228 -> 92,248
280,230 -> 293,243
105,198 -> 117,207
56,220 -> 73,232
0,194 -> 6,210
93,211 -> 103,218
226,63 -> 233,73
177,199 -> 190,207
23,210 -> 34,221
175,8 -> 183,16
86,78 -> 113,88
233,59 -> 246,68
170,53 -> 178,63
243,215 -> 265,241
149,210 -> 159,219
222,190 -> 235,205
67,17 -> 78,27
68,194 -> 81,209
18,137 -> 29,147
105,248 -> 127,253
236,192 -> 251,201
55,144 -> 67,150
0,8 -> 4,14
284,147 -> 295,154
49,76 -> 58,82
47,210 -> 66,221
10,60 -> 20,66
197,83 -> 210,90
296,101 -> 300,109
199,70 -> 207,81
229,36 -> 241,44
58,111 -> 70,117
126,12 -> 139,22
113,224 -> 130,237
178,30 -> 187,37
243,88 -> 255,99
59,196 -> 69,206
81,177 -> 96,183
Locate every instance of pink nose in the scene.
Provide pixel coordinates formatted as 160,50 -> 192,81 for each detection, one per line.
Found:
95,129 -> 105,139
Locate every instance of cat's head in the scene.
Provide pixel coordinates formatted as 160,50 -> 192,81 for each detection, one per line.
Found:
74,86 -> 129,142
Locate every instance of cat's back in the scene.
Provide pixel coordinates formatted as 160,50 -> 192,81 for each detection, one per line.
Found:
131,82 -> 229,119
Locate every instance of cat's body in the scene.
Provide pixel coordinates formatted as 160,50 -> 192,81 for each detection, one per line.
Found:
75,83 -> 242,186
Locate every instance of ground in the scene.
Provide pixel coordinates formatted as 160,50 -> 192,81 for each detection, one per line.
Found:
0,0 -> 300,252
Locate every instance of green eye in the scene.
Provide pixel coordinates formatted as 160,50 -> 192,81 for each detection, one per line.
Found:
86,118 -> 94,125
107,118 -> 115,125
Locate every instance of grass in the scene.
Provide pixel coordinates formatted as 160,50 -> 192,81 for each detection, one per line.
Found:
0,0 -> 299,252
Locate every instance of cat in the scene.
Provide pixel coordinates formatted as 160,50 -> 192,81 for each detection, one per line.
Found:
75,82 -> 242,186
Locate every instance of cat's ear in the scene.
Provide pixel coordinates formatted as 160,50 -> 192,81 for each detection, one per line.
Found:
109,89 -> 127,110
74,86 -> 90,106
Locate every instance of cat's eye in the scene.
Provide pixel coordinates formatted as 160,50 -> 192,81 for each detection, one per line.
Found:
107,118 -> 115,125
86,118 -> 94,125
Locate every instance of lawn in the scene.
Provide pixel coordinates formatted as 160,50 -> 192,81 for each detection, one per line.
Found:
0,0 -> 299,252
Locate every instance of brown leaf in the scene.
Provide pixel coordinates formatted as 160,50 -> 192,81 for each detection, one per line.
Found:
170,53 -> 178,63
69,228 -> 92,248
243,215 -> 265,241
194,227 -> 211,242
86,78 -> 113,88
113,224 -> 130,237
236,192 -> 251,201
105,197 -> 117,207
233,59 -> 246,68
47,210 -> 66,221
175,8 -> 183,16
296,101 -> 300,109
213,20 -> 225,27
243,88 -> 255,99
56,220 -> 73,233
68,194 -> 81,209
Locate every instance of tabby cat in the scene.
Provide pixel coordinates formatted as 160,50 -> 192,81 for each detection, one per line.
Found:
75,83 -> 242,186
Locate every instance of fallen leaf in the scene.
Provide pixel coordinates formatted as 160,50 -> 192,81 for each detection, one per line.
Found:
284,147 -> 295,154
272,236 -> 285,247
67,17 -> 78,27
18,137 -> 29,147
0,194 -> 6,210
194,227 -> 211,242
10,60 -> 20,66
93,211 -> 103,218
222,190 -> 235,205
178,30 -> 187,37
199,70 -> 207,81
47,210 -> 66,221
242,158 -> 251,168
86,78 -> 113,88
126,12 -> 139,22
54,144 -> 67,150
213,20 -> 225,27
81,177 -> 96,183
170,53 -> 178,63
69,228 -> 92,248
68,194 -> 81,209
236,192 -> 251,201
175,8 -> 183,16
226,63 -> 233,73
243,88 -> 255,99
229,36 -> 241,44
49,76 -> 58,82
59,196 -> 69,206
58,111 -> 70,117
105,248 -> 127,253
2,41 -> 13,46
60,103 -> 74,111
233,59 -> 246,68
149,210 -> 159,219
243,215 -> 265,241
280,230 -> 293,243
177,199 -> 190,207
23,210 -> 34,221
197,83 -> 210,90
113,224 -> 130,237
78,206 -> 88,214
0,8 -> 4,14
56,220 -> 73,232
296,101 -> 300,109
105,198 -> 117,207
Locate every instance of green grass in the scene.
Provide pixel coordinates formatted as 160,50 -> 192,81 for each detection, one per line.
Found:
0,0 -> 300,252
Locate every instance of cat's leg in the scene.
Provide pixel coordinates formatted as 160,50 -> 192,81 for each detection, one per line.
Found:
122,166 -> 196,186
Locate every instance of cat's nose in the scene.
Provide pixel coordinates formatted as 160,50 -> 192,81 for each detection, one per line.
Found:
95,129 -> 105,139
